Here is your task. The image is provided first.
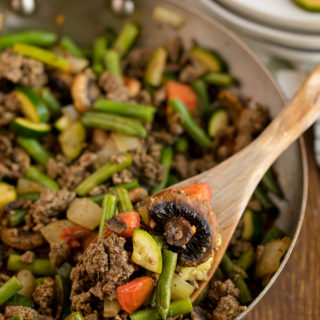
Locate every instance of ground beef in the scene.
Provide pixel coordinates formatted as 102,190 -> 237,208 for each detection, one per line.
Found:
179,62 -> 205,83
212,296 -> 246,320
20,250 -> 35,264
122,47 -> 152,78
32,277 -> 56,317
129,187 -> 148,204
24,189 -> 75,231
218,90 -> 245,123
70,234 -> 135,315
208,279 -> 239,303
49,241 -> 70,267
131,89 -> 152,105
0,92 -> 21,127
0,135 -> 30,180
112,168 -> 134,185
99,71 -> 129,102
191,306 -> 208,320
153,86 -> 166,108
0,273 -> 10,286
0,49 -> 47,90
5,306 -> 54,320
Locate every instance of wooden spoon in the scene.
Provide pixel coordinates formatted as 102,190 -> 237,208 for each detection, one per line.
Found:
173,65 -> 320,302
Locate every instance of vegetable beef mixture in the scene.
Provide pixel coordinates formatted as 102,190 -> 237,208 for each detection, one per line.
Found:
0,16 -> 291,320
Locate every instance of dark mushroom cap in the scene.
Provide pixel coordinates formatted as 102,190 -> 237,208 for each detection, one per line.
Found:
138,189 -> 219,266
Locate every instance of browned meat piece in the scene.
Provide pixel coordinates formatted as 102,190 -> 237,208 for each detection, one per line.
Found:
0,273 -> 10,286
167,112 -> 184,135
20,250 -> 35,264
208,279 -> 239,303
0,135 -> 30,180
165,37 -> 183,65
99,71 -> 129,102
32,277 -> 56,317
153,86 -> 166,108
0,92 -> 21,127
212,295 -> 246,320
0,49 -> 47,89
218,90 -> 245,123
24,189 -> 75,231
191,306 -> 208,320
49,241 -> 70,267
179,62 -> 206,83
85,312 -> 100,320
48,70 -> 73,104
112,169 -> 134,185
129,187 -> 148,204
70,234 -> 135,315
5,306 -> 54,320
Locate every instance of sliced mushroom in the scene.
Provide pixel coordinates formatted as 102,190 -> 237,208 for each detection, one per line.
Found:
137,189 -> 219,266
71,69 -> 100,112
1,227 -> 45,250
105,217 -> 126,234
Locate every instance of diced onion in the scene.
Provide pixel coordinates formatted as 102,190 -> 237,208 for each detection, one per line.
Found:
40,219 -> 75,245
104,299 -> 121,318
17,269 -> 35,298
153,6 -> 186,29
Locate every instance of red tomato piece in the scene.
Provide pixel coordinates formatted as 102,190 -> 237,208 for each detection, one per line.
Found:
179,183 -> 212,203
117,276 -> 154,314
60,226 -> 91,248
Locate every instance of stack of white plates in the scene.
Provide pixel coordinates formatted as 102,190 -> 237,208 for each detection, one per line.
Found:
198,0 -> 320,66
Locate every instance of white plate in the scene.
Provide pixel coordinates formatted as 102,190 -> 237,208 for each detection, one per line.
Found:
198,0 -> 320,50
216,0 -> 320,33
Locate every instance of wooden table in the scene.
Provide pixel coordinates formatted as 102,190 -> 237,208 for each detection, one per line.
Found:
246,131 -> 320,320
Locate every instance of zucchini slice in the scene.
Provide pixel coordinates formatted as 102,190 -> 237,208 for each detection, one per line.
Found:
208,108 -> 229,138
190,47 -> 224,73
132,229 -> 162,273
16,88 -> 49,123
204,72 -> 235,87
11,117 -> 51,138
0,182 -> 17,211
241,209 -> 263,243
294,0 -> 320,11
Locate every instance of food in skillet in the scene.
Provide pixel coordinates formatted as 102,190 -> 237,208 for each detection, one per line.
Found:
0,8 -> 291,320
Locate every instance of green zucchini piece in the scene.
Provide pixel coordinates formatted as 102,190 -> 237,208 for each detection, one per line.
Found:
262,226 -> 285,245
0,182 -> 17,211
204,72 -> 235,87
16,87 -> 49,123
113,23 -> 139,58
11,117 -> 51,138
39,87 -> 61,117
171,274 -> 194,301
208,108 -> 229,138
241,209 -> 263,243
190,47 -> 224,73
54,115 -> 72,132
294,0 -> 320,11
132,229 -> 162,273
145,47 -> 167,87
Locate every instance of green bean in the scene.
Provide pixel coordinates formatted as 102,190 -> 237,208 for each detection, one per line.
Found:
145,47 -> 167,87
261,226 -> 285,245
175,137 -> 189,153
169,99 -> 211,149
130,298 -> 193,320
17,136 -> 53,166
113,23 -> 139,58
237,249 -> 254,271
156,250 -> 178,319
39,88 -> 61,117
80,47 -> 93,59
204,72 -> 235,87
220,254 -> 234,278
116,187 -> 133,212
7,293 -> 34,308
104,50 -> 122,76
261,169 -> 283,198
65,312 -> 84,320
214,267 -> 224,280
253,186 -> 273,210
166,174 -> 179,187
7,209 -> 28,227
99,194 -> 117,236
0,31 -> 57,49
192,79 -> 210,112
18,192 -> 40,202
82,112 -> 147,138
7,254 -> 57,276
13,43 -> 70,72
151,147 -> 173,194
92,36 -> 107,74
60,36 -> 85,58
26,166 -> 59,190
8,316 -> 22,320
93,99 -> 155,122
0,276 -> 22,305
76,153 -> 132,196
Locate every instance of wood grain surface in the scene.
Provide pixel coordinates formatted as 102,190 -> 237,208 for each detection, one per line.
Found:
245,130 -> 320,320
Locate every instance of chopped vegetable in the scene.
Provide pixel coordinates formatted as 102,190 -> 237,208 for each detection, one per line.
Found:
104,49 -> 122,76
0,276 -> 22,305
116,188 -> 134,212
26,166 -> 59,190
175,137 -> 189,153
17,178 -> 44,194
113,23 -> 139,58
166,81 -> 197,115
117,277 -> 154,314
16,270 -> 35,298
145,47 -> 167,87
293,0 -> 320,11
60,36 -> 85,58
104,299 -> 122,318
58,121 -> 86,160
7,293 -> 34,308
67,198 -> 102,230
99,194 -> 117,236
208,108 -> 229,139
107,211 -> 141,238
17,136 -> 53,166
192,79 -> 210,113
40,219 -> 75,245
261,169 -> 284,198
178,183 -> 212,203
204,72 -> 235,87
253,186 -> 274,210
237,249 -> 255,271
94,99 -> 155,122
82,112 -> 147,138
111,132 -> 143,152
7,254 -> 57,276
132,229 -> 162,273
190,47 -> 224,73
179,256 -> 214,281
262,226 -> 285,245
7,209 -> 28,227
171,274 -> 194,301
169,99 -> 211,149
18,193 -> 40,202
0,182 -> 17,211
13,43 -> 70,71
241,209 -> 263,243
92,36 -> 107,74
65,312 -> 84,320
16,87 -> 49,123
153,6 -> 186,29
76,153 -> 132,196
39,87 -> 61,117
60,226 -> 91,248
0,30 -> 57,49
11,118 -> 51,138
124,77 -> 141,97
156,250 -> 178,319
